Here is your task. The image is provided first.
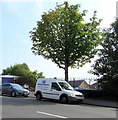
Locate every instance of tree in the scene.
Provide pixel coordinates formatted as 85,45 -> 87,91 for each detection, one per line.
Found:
30,2 -> 102,81
2,63 -> 30,76
2,63 -> 45,87
92,19 -> 118,93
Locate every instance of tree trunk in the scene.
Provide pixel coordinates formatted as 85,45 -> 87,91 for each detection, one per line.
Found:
65,63 -> 68,82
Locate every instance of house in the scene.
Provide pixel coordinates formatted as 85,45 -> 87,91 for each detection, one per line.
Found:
69,80 -> 90,89
90,82 -> 100,90
0,75 -> 18,84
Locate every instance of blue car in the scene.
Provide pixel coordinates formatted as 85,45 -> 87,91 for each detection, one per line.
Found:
0,83 -> 30,97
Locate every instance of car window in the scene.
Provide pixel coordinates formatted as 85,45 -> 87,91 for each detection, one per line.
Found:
2,84 -> 11,88
51,82 -> 61,91
12,84 -> 23,89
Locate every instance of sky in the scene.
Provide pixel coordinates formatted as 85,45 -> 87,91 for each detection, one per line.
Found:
0,0 -> 117,83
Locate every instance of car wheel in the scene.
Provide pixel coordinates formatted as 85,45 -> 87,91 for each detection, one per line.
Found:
11,91 -> 16,97
36,93 -> 42,100
61,96 -> 68,104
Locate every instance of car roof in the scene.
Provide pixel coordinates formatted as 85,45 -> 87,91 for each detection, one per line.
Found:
2,83 -> 19,85
2,83 -> 11,85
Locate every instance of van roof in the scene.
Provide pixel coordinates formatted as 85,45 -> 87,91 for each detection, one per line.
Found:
37,78 -> 65,82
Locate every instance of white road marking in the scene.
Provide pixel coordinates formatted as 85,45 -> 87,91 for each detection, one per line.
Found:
36,111 -> 67,119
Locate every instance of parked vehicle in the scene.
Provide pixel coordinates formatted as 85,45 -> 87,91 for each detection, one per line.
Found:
35,78 -> 84,103
0,83 -> 30,97
0,85 -> 1,95
75,87 -> 104,97
23,84 -> 29,89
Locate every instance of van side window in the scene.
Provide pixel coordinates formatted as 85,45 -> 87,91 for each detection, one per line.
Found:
51,82 -> 61,91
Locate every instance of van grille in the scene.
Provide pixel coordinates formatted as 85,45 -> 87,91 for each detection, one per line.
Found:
75,95 -> 83,97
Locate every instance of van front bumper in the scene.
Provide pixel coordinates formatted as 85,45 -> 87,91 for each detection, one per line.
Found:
68,96 -> 84,103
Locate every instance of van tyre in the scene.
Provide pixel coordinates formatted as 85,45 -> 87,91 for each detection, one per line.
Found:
36,93 -> 42,100
60,96 -> 68,104
11,91 -> 16,97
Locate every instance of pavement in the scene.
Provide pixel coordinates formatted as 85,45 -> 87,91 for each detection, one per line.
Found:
29,92 -> 118,108
83,98 -> 118,108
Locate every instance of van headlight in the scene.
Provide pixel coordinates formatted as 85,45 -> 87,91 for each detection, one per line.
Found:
70,93 -> 76,97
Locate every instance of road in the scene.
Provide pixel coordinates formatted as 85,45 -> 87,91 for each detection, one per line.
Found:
1,95 -> 117,119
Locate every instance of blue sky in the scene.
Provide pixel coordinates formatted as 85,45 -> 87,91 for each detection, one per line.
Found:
0,0 -> 117,83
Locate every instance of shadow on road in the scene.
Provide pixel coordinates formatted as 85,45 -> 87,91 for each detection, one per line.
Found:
1,95 -> 87,107
2,96 -> 57,106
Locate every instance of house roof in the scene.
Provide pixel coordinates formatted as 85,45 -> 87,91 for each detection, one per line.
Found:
69,80 -> 88,86
90,82 -> 98,89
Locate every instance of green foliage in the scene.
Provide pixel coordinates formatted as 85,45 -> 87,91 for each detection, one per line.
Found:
2,63 -> 45,87
92,19 -> 118,92
2,63 -> 30,76
30,2 -> 102,81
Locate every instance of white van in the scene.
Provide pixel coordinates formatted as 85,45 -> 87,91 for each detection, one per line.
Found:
35,78 -> 84,103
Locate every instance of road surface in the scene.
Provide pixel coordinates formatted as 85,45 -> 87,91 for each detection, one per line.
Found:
1,96 -> 117,119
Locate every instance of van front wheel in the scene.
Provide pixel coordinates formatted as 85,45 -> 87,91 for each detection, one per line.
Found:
36,93 -> 42,100
60,96 -> 68,104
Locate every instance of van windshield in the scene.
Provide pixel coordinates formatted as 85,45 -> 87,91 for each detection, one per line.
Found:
58,82 -> 74,90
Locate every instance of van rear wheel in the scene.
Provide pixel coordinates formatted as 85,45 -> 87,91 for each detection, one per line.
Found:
36,93 -> 42,100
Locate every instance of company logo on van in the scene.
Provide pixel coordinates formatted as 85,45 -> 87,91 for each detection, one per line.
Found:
37,80 -> 49,87
42,80 -> 46,84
